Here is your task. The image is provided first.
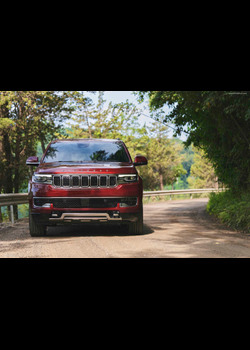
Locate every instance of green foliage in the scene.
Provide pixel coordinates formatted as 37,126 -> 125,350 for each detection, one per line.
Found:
67,93 -> 186,191
179,143 -> 194,189
0,118 -> 14,129
135,91 -> 250,192
137,120 -> 186,190
18,204 -> 29,218
0,91 -> 88,218
0,204 -> 29,222
207,191 -> 250,232
188,146 -> 217,189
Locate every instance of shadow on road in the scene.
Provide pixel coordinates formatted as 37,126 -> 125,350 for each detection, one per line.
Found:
46,223 -> 154,238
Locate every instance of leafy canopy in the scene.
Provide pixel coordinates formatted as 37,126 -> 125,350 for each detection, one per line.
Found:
135,91 -> 250,191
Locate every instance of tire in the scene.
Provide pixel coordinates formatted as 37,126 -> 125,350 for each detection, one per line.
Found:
29,210 -> 47,237
128,205 -> 143,235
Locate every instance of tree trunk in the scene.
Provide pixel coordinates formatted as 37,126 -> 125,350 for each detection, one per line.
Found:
159,170 -> 164,191
40,135 -> 46,153
215,176 -> 219,190
13,205 -> 18,220
13,131 -> 21,220
2,132 -> 13,194
86,115 -> 92,138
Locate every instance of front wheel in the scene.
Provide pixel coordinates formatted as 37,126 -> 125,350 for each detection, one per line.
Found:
29,210 -> 47,237
128,206 -> 143,235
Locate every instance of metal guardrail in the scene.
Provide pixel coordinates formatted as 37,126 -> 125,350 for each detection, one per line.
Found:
0,189 -> 221,224
0,193 -> 29,207
143,188 -> 222,199
0,194 -> 29,224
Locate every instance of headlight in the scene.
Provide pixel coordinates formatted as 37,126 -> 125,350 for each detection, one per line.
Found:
32,174 -> 53,184
118,174 -> 138,184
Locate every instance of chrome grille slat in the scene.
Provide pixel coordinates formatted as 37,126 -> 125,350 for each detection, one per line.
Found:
100,176 -> 107,187
81,176 -> 89,187
53,175 -> 117,188
72,176 -> 80,187
63,176 -> 70,187
91,176 -> 98,187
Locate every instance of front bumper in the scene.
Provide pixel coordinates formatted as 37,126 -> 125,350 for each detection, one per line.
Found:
29,180 -> 143,225
32,211 -> 140,225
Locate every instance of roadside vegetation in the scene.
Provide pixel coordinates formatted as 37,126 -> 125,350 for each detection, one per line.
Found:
135,91 -> 250,233
207,191 -> 250,233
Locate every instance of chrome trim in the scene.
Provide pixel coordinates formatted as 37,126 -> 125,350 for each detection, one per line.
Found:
90,175 -> 98,187
53,175 -> 61,187
99,175 -> 108,187
62,175 -> 70,187
81,175 -> 89,187
72,175 -> 80,187
49,213 -> 122,222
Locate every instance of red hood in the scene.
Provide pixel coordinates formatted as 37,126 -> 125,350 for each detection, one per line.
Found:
35,162 -> 136,175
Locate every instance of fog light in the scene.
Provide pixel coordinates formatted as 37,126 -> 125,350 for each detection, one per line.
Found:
42,203 -> 51,208
120,198 -> 138,207
51,211 -> 62,218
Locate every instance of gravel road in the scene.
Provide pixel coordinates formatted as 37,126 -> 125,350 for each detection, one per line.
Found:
1,198 -> 250,258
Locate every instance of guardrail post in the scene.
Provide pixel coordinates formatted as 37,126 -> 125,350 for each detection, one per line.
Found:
190,194 -> 193,199
10,205 -> 14,224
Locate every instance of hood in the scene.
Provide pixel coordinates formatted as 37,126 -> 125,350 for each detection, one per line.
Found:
35,162 -> 136,175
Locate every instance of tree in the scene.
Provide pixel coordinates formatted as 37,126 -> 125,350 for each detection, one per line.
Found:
135,91 -> 250,192
178,142 -> 194,189
0,91 -> 77,219
138,118 -> 186,190
187,147 -> 217,189
67,91 -> 144,143
67,95 -> 186,191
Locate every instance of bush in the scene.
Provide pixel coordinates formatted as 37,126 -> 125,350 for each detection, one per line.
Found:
207,190 -> 250,232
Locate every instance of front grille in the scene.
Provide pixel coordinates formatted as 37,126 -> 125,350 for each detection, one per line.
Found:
91,176 -> 98,187
34,197 -> 137,209
73,176 -> 79,187
63,176 -> 70,186
54,176 -> 61,186
53,175 -> 117,188
100,176 -> 107,186
82,176 -> 88,187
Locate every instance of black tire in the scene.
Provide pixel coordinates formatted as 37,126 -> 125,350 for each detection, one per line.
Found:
128,205 -> 143,235
29,210 -> 47,237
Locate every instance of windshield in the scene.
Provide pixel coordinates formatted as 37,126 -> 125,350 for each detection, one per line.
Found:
43,141 -> 130,163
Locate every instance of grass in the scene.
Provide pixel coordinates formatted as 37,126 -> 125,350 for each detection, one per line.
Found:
207,190 -> 250,233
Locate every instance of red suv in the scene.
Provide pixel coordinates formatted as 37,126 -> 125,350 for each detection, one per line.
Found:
26,139 -> 147,237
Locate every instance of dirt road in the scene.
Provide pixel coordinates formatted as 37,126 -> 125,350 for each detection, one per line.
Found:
1,198 -> 250,258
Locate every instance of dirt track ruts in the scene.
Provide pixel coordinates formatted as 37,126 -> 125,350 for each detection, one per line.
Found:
1,198 -> 250,258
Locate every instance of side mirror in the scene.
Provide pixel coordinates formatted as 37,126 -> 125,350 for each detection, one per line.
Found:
26,156 -> 40,166
134,155 -> 148,166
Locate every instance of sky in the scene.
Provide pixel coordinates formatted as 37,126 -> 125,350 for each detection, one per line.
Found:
84,91 -> 187,141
